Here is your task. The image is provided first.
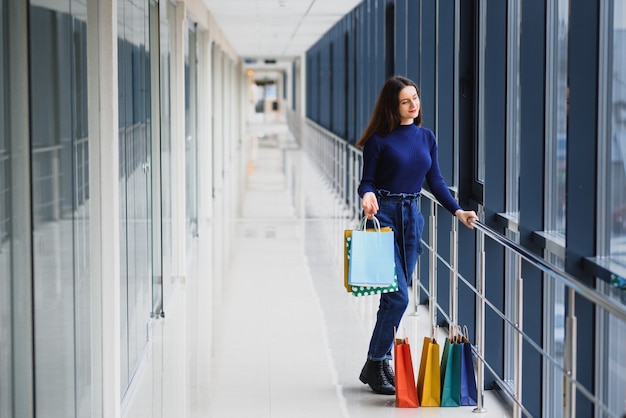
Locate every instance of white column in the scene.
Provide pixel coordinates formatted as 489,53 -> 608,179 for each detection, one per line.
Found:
87,0 -> 120,417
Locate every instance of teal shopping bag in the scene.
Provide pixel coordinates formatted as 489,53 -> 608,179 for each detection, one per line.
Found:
440,337 -> 461,406
347,217 -> 395,287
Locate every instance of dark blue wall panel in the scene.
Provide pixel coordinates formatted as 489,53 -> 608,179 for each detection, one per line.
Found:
406,0 -> 420,84
437,0 -> 455,181
420,0 -> 436,130
394,0 -> 407,77
319,43 -> 331,129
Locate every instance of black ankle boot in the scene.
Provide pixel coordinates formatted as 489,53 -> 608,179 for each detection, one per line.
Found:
382,359 -> 395,387
359,359 -> 395,395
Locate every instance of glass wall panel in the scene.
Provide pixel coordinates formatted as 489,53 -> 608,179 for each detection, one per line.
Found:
28,1 -> 91,415
546,0 -> 569,235
476,0 -> 486,183
118,0 -> 152,394
149,1 -> 163,315
606,3 -> 626,414
185,24 -> 198,242
160,1 -> 174,305
0,1 -> 11,415
506,0 -> 521,216
609,3 -> 626,263
543,255 -> 566,418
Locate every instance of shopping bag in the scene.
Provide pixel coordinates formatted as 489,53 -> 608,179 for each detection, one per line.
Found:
348,217 -> 395,287
416,334 -> 441,406
460,326 -> 478,406
440,335 -> 461,406
344,225 -> 397,295
350,275 -> 398,296
394,332 -> 419,408
343,229 -> 353,292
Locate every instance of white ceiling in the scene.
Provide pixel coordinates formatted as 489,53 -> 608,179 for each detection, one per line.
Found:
203,0 -> 362,61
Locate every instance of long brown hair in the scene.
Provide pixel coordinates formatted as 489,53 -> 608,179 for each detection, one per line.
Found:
356,76 -> 423,148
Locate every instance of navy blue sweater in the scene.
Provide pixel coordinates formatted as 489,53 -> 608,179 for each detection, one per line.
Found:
357,124 -> 461,215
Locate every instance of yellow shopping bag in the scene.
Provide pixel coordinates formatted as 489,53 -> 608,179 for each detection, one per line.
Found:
417,335 -> 441,406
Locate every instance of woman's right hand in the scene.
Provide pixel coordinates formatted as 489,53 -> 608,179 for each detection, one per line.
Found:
362,192 -> 379,219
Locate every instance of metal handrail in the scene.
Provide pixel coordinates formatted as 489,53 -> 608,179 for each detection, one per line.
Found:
470,218 -> 626,322
417,188 -> 626,323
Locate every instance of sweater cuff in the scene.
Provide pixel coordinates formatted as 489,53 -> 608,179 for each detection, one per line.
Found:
358,186 -> 376,198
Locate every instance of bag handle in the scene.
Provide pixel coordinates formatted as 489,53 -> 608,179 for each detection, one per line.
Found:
394,326 -> 408,344
462,325 -> 471,343
358,216 -> 381,232
448,324 -> 458,343
431,325 -> 439,342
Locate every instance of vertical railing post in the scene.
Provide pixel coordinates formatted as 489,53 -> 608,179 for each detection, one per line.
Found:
411,196 -> 423,315
352,149 -> 359,219
474,227 -> 487,413
322,130 -> 325,172
450,216 -> 459,326
514,254 -> 524,418
429,200 -> 438,330
564,288 -> 577,418
337,138 -> 342,195
340,140 -> 345,198
408,196 -> 421,316
410,258 -> 421,316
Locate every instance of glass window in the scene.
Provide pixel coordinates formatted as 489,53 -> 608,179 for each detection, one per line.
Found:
606,2 -> 626,415
503,0 -> 522,393
159,0 -> 175,309
543,254 -> 566,418
476,0 -> 487,183
609,2 -> 626,263
149,1 -> 162,316
546,0 -> 569,236
118,0 -> 152,394
185,24 -> 199,241
28,2 -> 90,415
542,1 -> 570,416
0,1 -> 12,415
506,0 -> 521,217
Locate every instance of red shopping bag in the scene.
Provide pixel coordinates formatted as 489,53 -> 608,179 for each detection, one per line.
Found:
394,334 -> 419,408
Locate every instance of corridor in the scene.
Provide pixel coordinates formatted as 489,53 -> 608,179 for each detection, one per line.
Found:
122,120 -> 512,417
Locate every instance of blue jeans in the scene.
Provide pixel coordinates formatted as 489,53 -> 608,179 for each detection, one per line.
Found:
366,190 -> 424,361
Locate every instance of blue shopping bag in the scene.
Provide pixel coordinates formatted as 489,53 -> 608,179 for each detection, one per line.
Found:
347,217 -> 395,287
460,327 -> 478,406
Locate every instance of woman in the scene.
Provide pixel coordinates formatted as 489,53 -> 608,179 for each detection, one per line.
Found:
357,76 -> 478,395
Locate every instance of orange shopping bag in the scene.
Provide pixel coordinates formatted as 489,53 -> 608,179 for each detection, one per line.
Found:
394,332 -> 419,408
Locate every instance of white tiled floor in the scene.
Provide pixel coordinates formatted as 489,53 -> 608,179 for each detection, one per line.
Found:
123,119 -> 512,418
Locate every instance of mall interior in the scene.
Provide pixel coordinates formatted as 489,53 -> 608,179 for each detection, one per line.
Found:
1,0 -> 625,417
